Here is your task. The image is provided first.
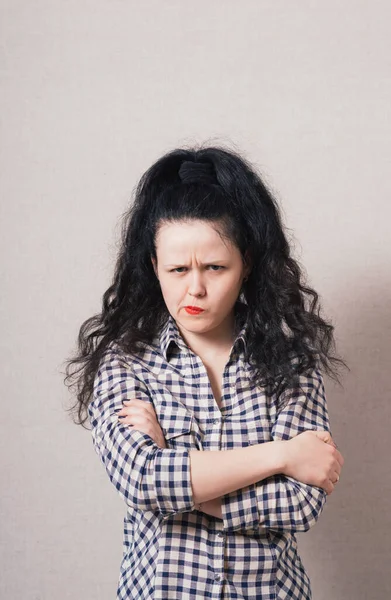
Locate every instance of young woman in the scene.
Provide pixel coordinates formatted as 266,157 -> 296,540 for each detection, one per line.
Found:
65,145 -> 346,600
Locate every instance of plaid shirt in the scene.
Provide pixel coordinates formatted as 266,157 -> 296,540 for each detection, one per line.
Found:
89,306 -> 331,599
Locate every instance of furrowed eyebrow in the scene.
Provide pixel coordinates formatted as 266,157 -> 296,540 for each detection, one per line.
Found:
164,260 -> 227,267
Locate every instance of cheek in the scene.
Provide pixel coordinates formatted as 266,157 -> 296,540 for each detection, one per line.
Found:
219,274 -> 242,295
158,277 -> 181,303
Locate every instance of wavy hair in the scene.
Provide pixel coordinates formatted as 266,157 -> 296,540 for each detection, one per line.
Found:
64,143 -> 347,427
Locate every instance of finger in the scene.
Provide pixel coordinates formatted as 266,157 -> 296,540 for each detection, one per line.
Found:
332,471 -> 340,483
120,417 -> 152,435
118,410 -> 140,424
121,408 -> 156,428
326,437 -> 337,448
122,401 -> 157,421
331,439 -> 341,451
313,429 -> 332,443
316,431 -> 338,450
118,415 -> 134,425
120,404 -> 146,419
117,407 -> 136,419
116,406 -> 130,416
334,449 -> 344,468
123,399 -> 155,415
121,414 -> 154,432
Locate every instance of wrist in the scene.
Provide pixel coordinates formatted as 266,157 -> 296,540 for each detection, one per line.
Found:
273,440 -> 288,475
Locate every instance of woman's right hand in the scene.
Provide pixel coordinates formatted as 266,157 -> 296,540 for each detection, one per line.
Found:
281,430 -> 344,495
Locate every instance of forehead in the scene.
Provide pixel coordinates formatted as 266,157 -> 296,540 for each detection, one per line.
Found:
155,219 -> 235,255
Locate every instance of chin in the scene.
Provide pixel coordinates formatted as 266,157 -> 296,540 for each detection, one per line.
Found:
178,316 -> 212,330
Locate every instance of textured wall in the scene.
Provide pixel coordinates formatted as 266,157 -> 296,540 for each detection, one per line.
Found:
1,1 -> 390,598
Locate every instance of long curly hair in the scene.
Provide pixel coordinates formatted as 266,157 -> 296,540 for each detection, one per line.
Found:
63,143 -> 347,428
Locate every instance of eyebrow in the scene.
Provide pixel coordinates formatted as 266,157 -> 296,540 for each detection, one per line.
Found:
163,260 -> 227,267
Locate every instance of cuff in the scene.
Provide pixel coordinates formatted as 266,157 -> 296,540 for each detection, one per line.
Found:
154,447 -> 196,518
221,485 -> 260,533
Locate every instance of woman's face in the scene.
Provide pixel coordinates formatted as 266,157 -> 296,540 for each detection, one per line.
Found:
152,219 -> 249,340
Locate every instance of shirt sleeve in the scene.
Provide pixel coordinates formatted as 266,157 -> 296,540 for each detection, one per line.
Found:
88,348 -> 196,518
221,366 -> 331,534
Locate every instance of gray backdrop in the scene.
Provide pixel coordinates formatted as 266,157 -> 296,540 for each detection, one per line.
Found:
1,1 -> 390,598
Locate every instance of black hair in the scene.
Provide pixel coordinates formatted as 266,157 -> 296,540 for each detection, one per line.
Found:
63,143 -> 347,427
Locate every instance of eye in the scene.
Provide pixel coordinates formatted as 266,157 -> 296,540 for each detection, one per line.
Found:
170,267 -> 188,273
207,265 -> 225,271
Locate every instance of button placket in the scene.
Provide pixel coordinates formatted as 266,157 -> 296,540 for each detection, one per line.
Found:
211,527 -> 226,586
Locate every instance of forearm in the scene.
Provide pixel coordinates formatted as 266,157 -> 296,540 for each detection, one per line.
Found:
189,441 -> 285,504
217,367 -> 332,534
220,475 -> 327,534
198,475 -> 326,533
198,497 -> 223,519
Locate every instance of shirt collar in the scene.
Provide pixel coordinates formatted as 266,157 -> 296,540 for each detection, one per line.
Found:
159,314 -> 189,359
159,301 -> 249,361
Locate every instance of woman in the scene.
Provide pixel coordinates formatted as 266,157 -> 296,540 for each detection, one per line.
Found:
65,145 -> 346,600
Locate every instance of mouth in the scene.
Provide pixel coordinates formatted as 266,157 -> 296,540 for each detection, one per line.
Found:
184,306 -> 205,315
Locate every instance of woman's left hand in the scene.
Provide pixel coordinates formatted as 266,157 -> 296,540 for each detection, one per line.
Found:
116,399 -> 167,449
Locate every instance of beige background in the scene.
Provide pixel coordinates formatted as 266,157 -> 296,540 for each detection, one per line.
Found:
1,1 -> 390,598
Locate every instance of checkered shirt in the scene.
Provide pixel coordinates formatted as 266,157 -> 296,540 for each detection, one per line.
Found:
89,308 -> 331,599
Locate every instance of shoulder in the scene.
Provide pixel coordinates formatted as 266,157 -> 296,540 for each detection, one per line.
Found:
276,362 -> 326,412
97,338 -> 162,375
92,340 -> 160,401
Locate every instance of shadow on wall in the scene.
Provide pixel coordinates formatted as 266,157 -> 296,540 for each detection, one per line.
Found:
298,267 -> 391,600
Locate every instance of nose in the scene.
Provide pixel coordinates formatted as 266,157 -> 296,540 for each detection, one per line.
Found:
188,270 -> 206,297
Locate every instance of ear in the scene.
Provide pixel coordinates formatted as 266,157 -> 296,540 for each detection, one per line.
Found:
151,257 -> 158,278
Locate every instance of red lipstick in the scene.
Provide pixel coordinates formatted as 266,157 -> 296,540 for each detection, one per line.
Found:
185,306 -> 204,315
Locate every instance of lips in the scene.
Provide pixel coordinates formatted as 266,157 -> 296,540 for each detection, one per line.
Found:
185,306 -> 205,315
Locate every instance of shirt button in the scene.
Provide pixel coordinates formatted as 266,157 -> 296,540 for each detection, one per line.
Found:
217,531 -> 224,538
212,418 -> 219,424
214,574 -> 221,582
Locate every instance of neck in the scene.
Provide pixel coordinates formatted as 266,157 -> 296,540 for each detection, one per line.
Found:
178,312 -> 236,359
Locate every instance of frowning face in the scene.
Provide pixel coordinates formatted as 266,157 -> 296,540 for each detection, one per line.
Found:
152,219 -> 249,345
